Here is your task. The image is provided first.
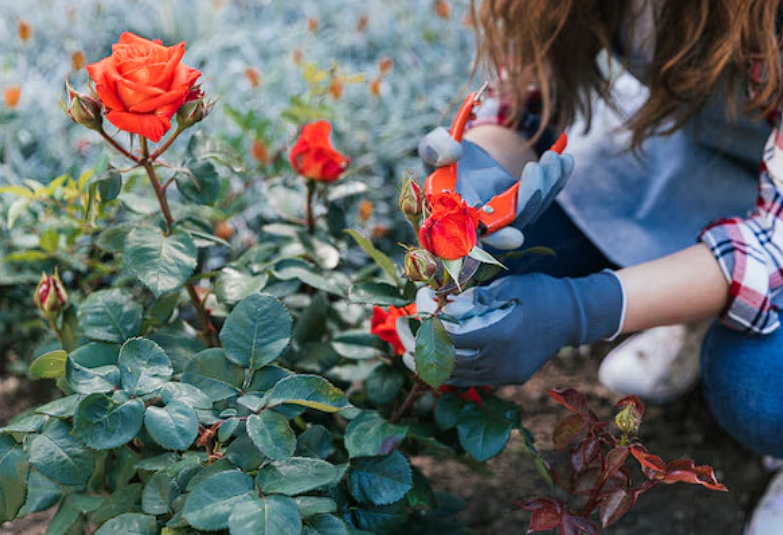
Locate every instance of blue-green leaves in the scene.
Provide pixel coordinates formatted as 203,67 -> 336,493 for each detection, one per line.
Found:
220,292 -> 292,369
0,434 -> 29,523
414,317 -> 455,389
118,338 -> 173,396
73,394 -> 145,450
125,227 -> 197,297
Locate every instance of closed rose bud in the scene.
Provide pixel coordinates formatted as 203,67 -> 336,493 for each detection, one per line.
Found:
176,88 -> 213,129
65,81 -> 103,131
615,403 -> 642,437
399,172 -> 424,222
17,20 -> 32,41
4,86 -> 21,109
34,271 -> 68,318
405,248 -> 439,283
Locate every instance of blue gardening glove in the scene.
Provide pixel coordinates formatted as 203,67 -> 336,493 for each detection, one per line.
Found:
418,127 -> 575,250
412,271 -> 625,386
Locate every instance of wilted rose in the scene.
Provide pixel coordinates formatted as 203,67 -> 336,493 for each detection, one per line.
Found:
370,304 -> 416,356
419,191 -> 480,260
86,32 -> 202,142
289,121 -> 350,183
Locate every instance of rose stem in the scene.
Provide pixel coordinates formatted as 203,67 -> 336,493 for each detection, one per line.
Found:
148,125 -> 184,162
305,179 -> 317,235
139,137 -> 219,347
98,128 -> 139,163
390,379 -> 423,424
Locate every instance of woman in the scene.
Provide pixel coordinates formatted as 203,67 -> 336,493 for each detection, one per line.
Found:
416,0 -> 783,531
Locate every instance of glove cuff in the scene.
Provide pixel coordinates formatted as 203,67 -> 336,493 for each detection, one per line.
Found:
567,269 -> 625,344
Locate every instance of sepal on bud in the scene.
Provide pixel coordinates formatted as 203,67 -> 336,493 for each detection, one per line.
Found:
34,270 -> 68,318
404,248 -> 439,284
176,87 -> 214,129
399,171 -> 424,226
64,80 -> 103,131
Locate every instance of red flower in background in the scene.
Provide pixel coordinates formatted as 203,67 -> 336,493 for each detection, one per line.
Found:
86,32 -> 201,142
370,304 -> 417,355
419,191 -> 480,260
289,121 -> 350,182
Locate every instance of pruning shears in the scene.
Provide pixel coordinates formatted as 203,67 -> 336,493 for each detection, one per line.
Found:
424,82 -> 568,237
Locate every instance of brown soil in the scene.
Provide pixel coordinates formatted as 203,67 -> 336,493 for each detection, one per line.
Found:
0,344 -> 772,535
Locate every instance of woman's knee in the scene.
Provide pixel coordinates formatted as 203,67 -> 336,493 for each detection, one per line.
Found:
700,321 -> 783,458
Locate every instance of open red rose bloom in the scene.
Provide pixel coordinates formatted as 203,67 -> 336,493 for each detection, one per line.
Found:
289,121 -> 350,182
86,32 -> 202,142
370,304 -> 417,355
419,191 -> 480,260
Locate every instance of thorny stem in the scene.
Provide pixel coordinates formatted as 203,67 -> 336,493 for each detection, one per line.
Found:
138,137 -> 219,347
390,379 -> 424,424
306,179 -> 317,236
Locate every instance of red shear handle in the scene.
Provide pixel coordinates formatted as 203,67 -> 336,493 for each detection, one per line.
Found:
478,133 -> 568,235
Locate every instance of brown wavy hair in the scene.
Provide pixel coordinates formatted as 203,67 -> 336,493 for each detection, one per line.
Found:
471,0 -> 782,150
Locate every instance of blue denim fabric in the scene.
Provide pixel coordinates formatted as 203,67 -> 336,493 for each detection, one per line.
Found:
701,322 -> 783,458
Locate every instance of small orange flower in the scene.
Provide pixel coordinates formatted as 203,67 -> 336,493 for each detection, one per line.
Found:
289,121 -> 350,183
378,58 -> 393,74
358,200 -> 373,223
214,221 -> 234,241
369,77 -> 382,97
329,78 -> 344,100
356,15 -> 369,32
4,86 -> 21,109
71,50 -> 86,71
371,224 -> 389,239
17,20 -> 31,41
435,0 -> 451,19
419,191 -> 480,260
371,304 -> 417,355
252,139 -> 270,165
308,18 -> 319,32
292,49 -> 303,65
245,67 -> 260,88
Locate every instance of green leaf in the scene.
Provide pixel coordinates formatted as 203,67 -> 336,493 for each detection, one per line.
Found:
434,392 -> 465,430
293,293 -> 329,345
264,375 -> 351,413
92,484 -> 143,525
35,395 -> 82,418
118,338 -> 173,396
228,494 -> 301,535
295,425 -> 332,459
348,283 -> 411,307
295,498 -> 338,518
344,412 -> 407,458
40,228 -> 60,253
414,317 -> 455,389
256,457 -> 340,495
144,401 -> 198,451
442,258 -> 464,289
406,466 -> 436,510
467,245 -> 506,268
148,329 -> 205,375
220,293 -> 292,369
125,227 -> 197,297
18,470 -> 61,517
176,160 -> 220,205
79,289 -> 143,344
182,349 -> 244,402
218,418 -> 240,443
272,261 -> 346,296
70,343 -> 120,368
456,404 -> 513,461
1,413 -> 45,435
365,366 -> 406,406
0,434 -> 29,522
351,501 -> 408,532
96,169 -> 122,202
73,394 -> 145,450
160,382 -> 212,410
95,224 -> 135,253
45,495 -> 85,535
215,268 -> 269,304
28,419 -> 95,486
94,513 -> 158,535
348,451 -> 412,506
28,350 -> 67,379
142,471 -> 180,515
225,433 -> 266,471
344,229 -> 397,282
65,357 -> 120,394
246,412 -> 295,461
182,470 -> 254,531
305,514 -> 351,535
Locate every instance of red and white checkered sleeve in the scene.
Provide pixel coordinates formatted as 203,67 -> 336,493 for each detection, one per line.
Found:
699,127 -> 783,334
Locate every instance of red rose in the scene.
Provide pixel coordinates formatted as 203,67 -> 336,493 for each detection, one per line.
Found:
289,121 -> 350,182
419,191 -> 480,260
370,304 -> 417,356
86,32 -> 202,142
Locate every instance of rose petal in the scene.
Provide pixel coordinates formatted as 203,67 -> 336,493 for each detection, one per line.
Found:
105,109 -> 169,142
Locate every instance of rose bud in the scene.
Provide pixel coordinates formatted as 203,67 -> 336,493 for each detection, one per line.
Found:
176,87 -> 214,129
399,172 -> 424,223
615,402 -> 642,437
34,270 -> 68,318
65,81 -> 103,131
404,248 -> 439,283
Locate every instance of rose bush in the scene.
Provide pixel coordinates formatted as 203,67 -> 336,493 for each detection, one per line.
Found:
86,31 -> 202,142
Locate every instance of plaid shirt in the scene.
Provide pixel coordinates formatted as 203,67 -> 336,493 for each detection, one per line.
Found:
471,86 -> 783,334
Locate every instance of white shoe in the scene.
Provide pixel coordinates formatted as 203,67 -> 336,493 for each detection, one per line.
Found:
597,322 -> 709,403
745,469 -> 783,534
